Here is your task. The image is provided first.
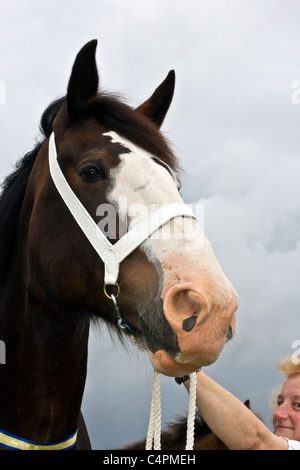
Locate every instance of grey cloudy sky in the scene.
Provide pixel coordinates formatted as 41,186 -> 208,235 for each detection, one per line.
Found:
1,0 -> 300,449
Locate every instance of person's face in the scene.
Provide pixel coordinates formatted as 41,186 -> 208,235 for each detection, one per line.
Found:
273,373 -> 300,441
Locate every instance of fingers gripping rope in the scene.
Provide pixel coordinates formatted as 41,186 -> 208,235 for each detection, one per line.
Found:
146,371 -> 197,450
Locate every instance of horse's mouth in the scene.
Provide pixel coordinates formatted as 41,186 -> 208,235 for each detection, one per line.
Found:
122,295 -> 236,374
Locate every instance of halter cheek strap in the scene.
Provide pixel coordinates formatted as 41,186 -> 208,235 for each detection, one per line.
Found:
0,428 -> 77,450
48,132 -> 196,286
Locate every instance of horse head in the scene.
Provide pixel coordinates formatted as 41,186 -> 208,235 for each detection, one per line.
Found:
27,40 -> 237,378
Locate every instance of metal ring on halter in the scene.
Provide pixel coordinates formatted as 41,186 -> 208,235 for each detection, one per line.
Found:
103,282 -> 120,300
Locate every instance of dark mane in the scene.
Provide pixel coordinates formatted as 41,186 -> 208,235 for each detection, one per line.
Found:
0,97 -> 65,292
0,93 -> 178,293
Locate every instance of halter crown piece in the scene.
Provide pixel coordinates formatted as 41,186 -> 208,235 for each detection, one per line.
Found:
48,132 -> 198,450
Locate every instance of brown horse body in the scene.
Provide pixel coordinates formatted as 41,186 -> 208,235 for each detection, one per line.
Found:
0,41 -> 237,449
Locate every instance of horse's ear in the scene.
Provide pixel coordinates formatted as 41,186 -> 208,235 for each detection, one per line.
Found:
136,70 -> 175,128
67,40 -> 99,123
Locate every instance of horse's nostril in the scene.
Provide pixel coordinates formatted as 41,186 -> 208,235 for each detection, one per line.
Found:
226,325 -> 233,340
182,315 -> 198,332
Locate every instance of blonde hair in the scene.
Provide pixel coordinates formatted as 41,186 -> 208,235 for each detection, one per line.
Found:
269,355 -> 300,413
277,355 -> 300,377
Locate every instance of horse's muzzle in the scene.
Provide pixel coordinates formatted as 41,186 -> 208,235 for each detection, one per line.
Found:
148,283 -> 237,376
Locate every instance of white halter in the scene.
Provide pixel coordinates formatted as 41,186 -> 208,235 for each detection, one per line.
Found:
48,131 -> 198,450
48,132 -> 196,286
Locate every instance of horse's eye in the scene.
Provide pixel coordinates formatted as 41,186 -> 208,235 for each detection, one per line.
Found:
79,166 -> 102,182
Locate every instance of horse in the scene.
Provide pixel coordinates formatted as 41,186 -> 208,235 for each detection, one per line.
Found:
0,40 -> 237,450
120,400 -> 257,450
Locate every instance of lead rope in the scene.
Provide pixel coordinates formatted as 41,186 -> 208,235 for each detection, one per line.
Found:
146,371 -> 197,450
145,371 -> 161,450
185,371 -> 197,450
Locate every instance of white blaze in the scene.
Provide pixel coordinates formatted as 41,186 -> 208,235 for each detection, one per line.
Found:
105,131 -> 233,306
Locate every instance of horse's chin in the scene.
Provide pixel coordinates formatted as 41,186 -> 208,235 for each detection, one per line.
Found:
147,349 -> 212,378
127,332 -> 206,376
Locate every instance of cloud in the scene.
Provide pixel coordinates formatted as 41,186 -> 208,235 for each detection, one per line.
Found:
1,0 -> 300,449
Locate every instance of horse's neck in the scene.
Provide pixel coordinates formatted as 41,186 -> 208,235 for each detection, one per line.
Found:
0,247 -> 90,444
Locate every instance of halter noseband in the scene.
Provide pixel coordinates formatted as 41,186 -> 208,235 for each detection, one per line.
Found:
48,132 -> 196,333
